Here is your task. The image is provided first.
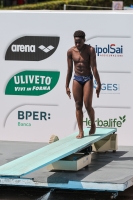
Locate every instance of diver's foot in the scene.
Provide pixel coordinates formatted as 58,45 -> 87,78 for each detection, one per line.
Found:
89,124 -> 96,135
76,132 -> 84,139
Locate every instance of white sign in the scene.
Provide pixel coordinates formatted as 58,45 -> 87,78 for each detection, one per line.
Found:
112,1 -> 123,10
0,11 -> 133,146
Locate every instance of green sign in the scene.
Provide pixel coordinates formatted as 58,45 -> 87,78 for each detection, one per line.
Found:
5,70 -> 60,96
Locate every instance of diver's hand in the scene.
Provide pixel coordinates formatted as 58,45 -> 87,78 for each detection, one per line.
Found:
66,87 -> 71,99
96,84 -> 101,98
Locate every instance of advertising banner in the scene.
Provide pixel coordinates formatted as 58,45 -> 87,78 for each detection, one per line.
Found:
0,11 -> 133,145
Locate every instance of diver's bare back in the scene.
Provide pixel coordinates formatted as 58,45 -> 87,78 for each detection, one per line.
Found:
70,44 -> 92,76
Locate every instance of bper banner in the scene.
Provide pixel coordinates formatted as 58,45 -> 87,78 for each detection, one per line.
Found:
0,11 -> 133,145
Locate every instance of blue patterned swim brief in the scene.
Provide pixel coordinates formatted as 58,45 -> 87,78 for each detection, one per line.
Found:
73,74 -> 93,85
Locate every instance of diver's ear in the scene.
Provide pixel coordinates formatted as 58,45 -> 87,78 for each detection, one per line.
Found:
84,38 -> 86,42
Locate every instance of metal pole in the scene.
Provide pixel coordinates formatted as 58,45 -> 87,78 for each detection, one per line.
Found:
64,4 -> 66,10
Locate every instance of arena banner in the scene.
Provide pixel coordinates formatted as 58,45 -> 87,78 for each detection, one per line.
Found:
0,11 -> 132,145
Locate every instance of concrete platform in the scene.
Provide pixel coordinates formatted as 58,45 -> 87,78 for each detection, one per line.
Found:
0,141 -> 133,192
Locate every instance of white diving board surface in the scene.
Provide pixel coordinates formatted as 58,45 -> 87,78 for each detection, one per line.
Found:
0,128 -> 117,177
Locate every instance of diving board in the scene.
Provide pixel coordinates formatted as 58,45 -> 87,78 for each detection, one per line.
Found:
0,128 -> 117,177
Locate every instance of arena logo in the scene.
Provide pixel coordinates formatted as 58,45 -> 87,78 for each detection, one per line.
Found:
11,45 -> 36,53
5,36 -> 60,61
95,44 -> 123,57
83,115 -> 126,128
93,80 -> 120,93
38,45 -> 54,53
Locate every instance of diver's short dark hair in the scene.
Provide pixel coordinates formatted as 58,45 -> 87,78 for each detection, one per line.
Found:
73,30 -> 85,39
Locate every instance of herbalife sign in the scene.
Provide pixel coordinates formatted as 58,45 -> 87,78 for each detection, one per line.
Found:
83,115 -> 126,128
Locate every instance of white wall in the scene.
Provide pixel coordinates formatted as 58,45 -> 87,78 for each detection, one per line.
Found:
0,11 -> 132,145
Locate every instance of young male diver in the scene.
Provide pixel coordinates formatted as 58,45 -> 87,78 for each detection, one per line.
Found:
66,30 -> 101,138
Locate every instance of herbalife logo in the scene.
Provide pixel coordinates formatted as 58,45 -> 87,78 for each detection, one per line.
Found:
5,36 -> 60,61
38,45 -> 54,53
83,115 -> 126,128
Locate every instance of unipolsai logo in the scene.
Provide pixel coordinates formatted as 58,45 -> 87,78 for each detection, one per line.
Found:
93,80 -> 120,94
5,36 -> 60,61
95,44 -> 123,57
